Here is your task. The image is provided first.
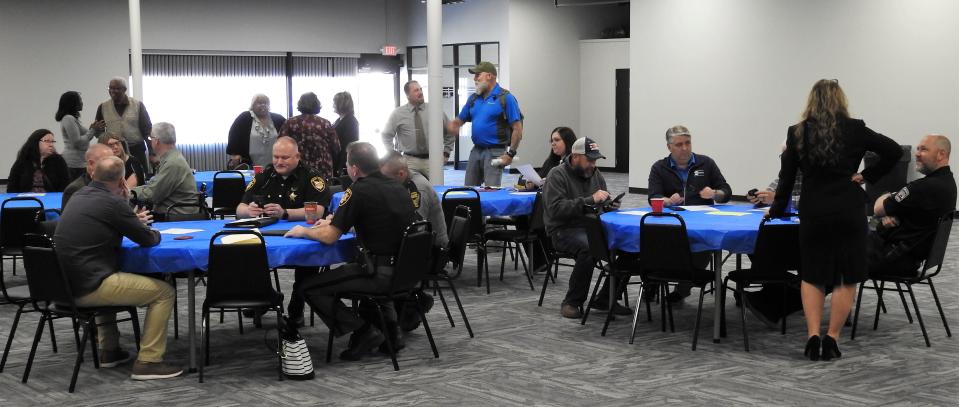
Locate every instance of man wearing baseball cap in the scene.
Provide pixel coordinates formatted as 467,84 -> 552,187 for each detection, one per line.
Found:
447,61 -> 524,187
543,137 -> 631,319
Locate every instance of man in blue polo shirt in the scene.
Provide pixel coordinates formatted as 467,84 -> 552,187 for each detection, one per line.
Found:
448,61 -> 524,187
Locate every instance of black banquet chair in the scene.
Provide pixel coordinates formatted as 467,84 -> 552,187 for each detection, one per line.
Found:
319,220 -> 439,371
1,197 -> 47,276
427,206 -> 474,338
200,230 -> 284,382
20,234 -> 141,393
210,170 -> 247,219
852,212 -> 954,347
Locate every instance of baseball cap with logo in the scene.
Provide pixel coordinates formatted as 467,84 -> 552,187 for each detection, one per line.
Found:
571,137 -> 606,160
468,61 -> 497,76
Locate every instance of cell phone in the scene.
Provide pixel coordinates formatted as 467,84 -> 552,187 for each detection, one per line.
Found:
611,192 -> 626,204
747,188 -> 759,198
668,206 -> 686,211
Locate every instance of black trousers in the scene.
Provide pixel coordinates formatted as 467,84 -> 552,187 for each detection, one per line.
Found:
288,267 -> 319,319
295,263 -> 396,337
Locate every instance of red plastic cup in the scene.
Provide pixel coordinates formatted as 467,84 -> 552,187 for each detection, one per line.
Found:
650,197 -> 665,213
304,202 -> 318,224
253,165 -> 264,175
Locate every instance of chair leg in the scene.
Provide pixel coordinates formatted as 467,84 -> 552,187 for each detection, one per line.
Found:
581,270 -> 605,325
434,280 -> 455,327
719,278 -> 728,339
276,309 -> 284,381
88,321 -> 101,369
692,288 -> 706,351
928,279 -> 951,337
373,301 -> 399,371
666,289 -> 676,333
660,284 -> 668,332
414,293 -> 439,358
68,321 -> 91,393
171,277 -> 179,340
47,313 -> 58,353
445,277 -> 474,338
738,285 -> 749,352
199,309 -> 207,383
538,262 -> 551,307
602,274 -> 628,337
130,309 -> 142,351
0,304 -> 25,372
852,282 -> 865,340
906,284 -> 931,347
517,244 -> 534,291
873,280 -> 885,330
326,326 -> 335,364
499,243 -> 508,281
629,285 -> 645,345
22,313 -> 47,384
895,282 -> 914,323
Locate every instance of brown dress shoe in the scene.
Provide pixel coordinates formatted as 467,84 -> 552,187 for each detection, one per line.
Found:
561,304 -> 583,319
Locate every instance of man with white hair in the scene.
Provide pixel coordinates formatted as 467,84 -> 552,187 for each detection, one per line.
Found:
91,77 -> 154,175
131,122 -> 199,220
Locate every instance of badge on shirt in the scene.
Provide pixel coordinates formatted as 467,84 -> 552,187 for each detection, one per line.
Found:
894,186 -> 910,202
339,188 -> 353,206
311,176 -> 326,192
246,177 -> 256,191
410,191 -> 421,209
693,170 -> 705,177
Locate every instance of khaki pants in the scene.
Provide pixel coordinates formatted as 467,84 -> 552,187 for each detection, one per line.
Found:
75,272 -> 174,363
405,155 -> 432,180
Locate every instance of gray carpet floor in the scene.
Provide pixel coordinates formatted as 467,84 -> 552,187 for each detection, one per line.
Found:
1,171 -> 957,406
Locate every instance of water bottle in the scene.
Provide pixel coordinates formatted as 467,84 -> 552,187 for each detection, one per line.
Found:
490,158 -> 504,168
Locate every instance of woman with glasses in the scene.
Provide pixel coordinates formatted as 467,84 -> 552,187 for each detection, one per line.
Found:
770,79 -> 902,361
55,91 -> 97,181
99,132 -> 144,188
226,94 -> 287,169
6,129 -> 69,193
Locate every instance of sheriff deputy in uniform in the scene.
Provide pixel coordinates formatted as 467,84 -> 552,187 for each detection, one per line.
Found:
285,141 -> 417,361
236,136 -> 331,326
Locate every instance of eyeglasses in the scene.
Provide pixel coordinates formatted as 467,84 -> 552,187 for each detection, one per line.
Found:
40,138 -> 56,144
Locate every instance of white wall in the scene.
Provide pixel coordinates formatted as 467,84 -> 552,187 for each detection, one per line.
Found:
580,39 -> 629,167
0,0 -> 410,177
508,0 -> 627,169
629,0 -> 959,199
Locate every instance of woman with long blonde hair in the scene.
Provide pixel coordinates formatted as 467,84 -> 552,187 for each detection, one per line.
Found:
99,132 -> 144,187
770,79 -> 902,361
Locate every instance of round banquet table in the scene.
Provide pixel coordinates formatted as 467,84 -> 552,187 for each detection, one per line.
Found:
329,185 -> 537,217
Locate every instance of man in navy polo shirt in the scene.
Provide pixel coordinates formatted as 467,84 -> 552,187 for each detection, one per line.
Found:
448,61 -> 524,187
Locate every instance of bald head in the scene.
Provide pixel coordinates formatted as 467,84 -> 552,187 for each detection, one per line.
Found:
916,134 -> 951,175
85,144 -> 115,177
93,156 -> 126,183
272,136 -> 300,176
379,151 -> 410,182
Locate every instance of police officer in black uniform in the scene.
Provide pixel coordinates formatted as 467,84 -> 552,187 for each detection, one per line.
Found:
871,134 -> 956,276
236,136 -> 331,324
286,141 -> 417,361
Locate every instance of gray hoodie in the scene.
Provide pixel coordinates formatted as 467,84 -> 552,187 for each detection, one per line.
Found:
543,161 -> 608,234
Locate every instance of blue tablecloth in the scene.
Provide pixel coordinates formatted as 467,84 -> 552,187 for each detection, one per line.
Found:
0,192 -> 63,220
601,204 -> 797,254
328,185 -> 536,217
120,219 -> 356,274
193,170 -> 253,197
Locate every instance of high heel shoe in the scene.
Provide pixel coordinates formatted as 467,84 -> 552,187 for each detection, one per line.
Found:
821,335 -> 842,361
804,335 -> 821,361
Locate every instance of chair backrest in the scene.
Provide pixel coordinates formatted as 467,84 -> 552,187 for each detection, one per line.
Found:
1,197 -> 46,249
920,212 -> 955,278
205,230 -> 276,303
163,202 -> 212,222
750,217 -> 801,272
582,214 -> 612,263
211,171 -> 247,209
639,212 -> 698,279
441,188 -> 484,240
528,192 -> 546,233
22,233 -> 77,311
390,220 -> 434,292
447,210 -> 471,269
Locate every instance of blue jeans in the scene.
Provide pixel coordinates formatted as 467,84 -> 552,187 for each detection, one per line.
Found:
464,145 -> 505,187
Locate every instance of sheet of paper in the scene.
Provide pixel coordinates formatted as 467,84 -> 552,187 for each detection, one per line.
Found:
515,164 -> 544,187
618,210 -> 650,216
510,192 -> 538,196
16,193 -> 46,197
705,211 -> 750,217
159,228 -> 204,235
678,205 -> 715,211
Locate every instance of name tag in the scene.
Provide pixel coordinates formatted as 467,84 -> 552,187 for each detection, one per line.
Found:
693,170 -> 705,177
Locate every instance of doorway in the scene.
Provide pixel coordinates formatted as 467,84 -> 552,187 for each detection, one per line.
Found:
614,69 -> 629,172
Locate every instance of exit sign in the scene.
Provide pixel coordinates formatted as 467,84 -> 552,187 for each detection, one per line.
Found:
382,45 -> 397,56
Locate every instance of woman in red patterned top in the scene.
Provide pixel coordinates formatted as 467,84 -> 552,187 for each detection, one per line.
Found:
279,92 -> 341,179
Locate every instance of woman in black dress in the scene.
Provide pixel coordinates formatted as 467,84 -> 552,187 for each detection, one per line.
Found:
770,79 -> 902,361
332,91 -> 359,176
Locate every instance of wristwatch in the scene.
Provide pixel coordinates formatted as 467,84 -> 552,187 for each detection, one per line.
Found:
506,147 -> 517,158
281,209 -> 289,220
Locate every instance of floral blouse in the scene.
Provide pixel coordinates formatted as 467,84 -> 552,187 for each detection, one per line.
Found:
279,114 -> 341,179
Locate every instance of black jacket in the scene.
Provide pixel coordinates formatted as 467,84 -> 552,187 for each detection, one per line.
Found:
7,154 -> 70,193
226,111 -> 286,165
647,154 -> 732,205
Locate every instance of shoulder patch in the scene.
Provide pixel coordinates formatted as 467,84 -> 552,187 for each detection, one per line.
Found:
245,177 -> 256,191
311,176 -> 326,192
410,190 -> 421,209
894,186 -> 910,202
339,188 -> 353,207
